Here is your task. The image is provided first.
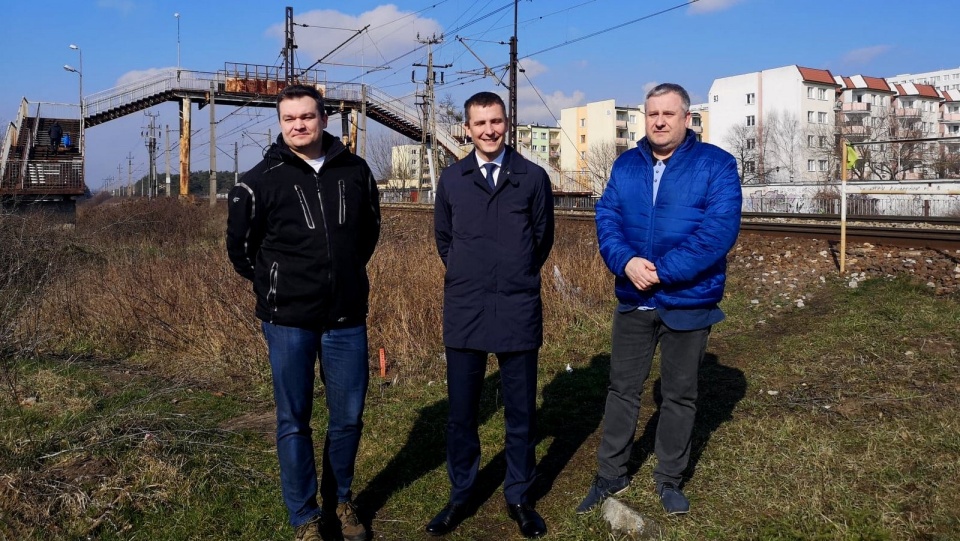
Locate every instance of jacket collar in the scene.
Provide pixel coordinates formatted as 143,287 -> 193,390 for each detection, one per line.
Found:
636,128 -> 697,164
268,131 -> 345,169
457,145 -> 527,189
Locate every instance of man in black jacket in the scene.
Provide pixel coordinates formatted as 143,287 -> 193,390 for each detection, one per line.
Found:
427,91 -> 554,539
226,84 -> 379,541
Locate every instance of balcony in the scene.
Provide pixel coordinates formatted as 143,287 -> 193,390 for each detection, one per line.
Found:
519,136 -> 532,145
615,120 -> 627,128
895,107 -> 920,117
941,112 -> 960,123
842,102 -> 871,114
690,125 -> 703,134
615,137 -> 629,146
841,125 -> 870,136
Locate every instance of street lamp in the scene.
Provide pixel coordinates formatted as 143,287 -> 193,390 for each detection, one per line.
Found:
64,45 -> 83,160
174,12 -> 181,80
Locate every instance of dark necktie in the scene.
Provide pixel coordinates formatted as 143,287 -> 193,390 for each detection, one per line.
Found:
483,163 -> 497,190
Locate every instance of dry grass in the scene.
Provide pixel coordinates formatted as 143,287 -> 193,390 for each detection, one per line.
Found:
1,199 -> 958,540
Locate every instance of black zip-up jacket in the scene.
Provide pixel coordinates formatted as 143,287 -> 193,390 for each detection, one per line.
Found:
226,132 -> 380,330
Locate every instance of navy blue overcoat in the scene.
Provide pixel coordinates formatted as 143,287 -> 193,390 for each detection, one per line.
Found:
434,146 -> 555,353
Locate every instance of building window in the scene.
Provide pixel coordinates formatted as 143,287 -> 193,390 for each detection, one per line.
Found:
818,112 -> 828,123
746,115 -> 755,126
819,88 -> 827,100
746,93 -> 755,104
819,136 -> 828,147
580,151 -> 585,159
629,132 -> 636,139
807,135 -> 815,147
713,95 -> 718,102
744,161 -> 756,173
818,160 -> 828,171
808,160 -> 815,172
747,138 -> 756,150
580,135 -> 586,143
629,114 -> 637,123
807,87 -> 814,99
692,116 -> 702,127
808,111 -> 815,123
579,119 -> 585,127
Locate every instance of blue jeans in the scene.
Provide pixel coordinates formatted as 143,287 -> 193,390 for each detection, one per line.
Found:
261,322 -> 369,527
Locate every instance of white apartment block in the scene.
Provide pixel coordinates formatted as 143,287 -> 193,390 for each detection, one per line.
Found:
388,144 -> 423,189
887,67 -> 960,93
708,65 -> 840,183
516,123 -> 561,169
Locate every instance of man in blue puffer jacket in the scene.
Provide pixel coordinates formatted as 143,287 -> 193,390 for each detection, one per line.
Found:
577,83 -> 742,516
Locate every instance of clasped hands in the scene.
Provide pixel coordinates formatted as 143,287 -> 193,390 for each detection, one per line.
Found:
625,257 -> 659,291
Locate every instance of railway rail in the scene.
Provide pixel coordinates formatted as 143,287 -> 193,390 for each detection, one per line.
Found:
383,203 -> 960,251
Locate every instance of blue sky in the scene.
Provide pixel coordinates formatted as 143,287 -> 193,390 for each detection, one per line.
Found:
2,0 -> 957,191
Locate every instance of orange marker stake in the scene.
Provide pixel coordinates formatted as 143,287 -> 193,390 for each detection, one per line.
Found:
379,348 -> 386,378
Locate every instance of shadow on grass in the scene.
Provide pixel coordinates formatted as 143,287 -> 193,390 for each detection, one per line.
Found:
628,352 -> 746,486
354,370 -> 506,529
355,355 -> 611,533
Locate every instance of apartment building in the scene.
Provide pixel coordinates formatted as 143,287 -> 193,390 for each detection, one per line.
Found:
708,65 -> 840,183
559,99 -> 643,190
387,144 -> 423,189
516,123 -> 561,169
887,67 -> 960,93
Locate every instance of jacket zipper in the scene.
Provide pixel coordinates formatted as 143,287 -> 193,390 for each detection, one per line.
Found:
338,179 -> 346,225
267,261 -> 279,321
294,185 -> 316,229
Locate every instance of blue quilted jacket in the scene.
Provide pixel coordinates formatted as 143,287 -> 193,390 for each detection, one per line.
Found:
595,129 -> 742,309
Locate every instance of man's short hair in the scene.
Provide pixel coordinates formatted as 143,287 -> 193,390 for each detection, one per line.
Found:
646,83 -> 691,113
463,91 -> 506,123
276,84 -> 327,118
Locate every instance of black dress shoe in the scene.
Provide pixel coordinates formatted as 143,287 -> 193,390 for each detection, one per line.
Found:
425,502 -> 468,536
506,503 -> 547,539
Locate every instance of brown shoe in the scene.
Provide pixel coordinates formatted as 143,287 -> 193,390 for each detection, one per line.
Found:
337,500 -> 368,541
294,515 -> 322,541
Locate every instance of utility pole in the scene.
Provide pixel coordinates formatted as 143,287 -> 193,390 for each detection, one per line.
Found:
508,0 -> 519,147
234,141 -> 239,186
126,153 -> 134,197
142,111 -> 159,198
165,124 -> 172,197
117,164 -> 122,196
209,82 -> 217,206
414,33 -> 450,199
284,6 -> 297,83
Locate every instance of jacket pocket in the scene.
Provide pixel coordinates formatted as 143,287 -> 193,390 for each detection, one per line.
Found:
338,179 -> 346,225
294,185 -> 316,229
267,261 -> 279,314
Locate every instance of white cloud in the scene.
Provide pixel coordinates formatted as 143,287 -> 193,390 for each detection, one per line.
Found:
688,0 -> 746,14
517,58 -> 548,79
267,6 -> 444,70
517,87 -> 586,125
642,81 -> 659,95
116,68 -> 175,87
840,45 -> 892,66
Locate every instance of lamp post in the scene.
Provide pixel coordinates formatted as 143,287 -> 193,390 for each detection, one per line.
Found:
174,12 -> 181,80
63,46 -> 83,159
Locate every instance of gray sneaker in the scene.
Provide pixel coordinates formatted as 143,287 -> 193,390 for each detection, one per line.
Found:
576,475 -> 630,513
658,483 -> 690,515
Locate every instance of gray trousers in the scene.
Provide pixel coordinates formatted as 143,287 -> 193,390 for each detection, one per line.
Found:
596,308 -> 710,487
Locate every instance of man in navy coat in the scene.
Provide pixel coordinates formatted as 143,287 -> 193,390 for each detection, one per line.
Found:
428,91 -> 554,539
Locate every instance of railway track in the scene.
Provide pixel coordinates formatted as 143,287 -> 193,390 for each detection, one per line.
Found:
382,204 -> 960,250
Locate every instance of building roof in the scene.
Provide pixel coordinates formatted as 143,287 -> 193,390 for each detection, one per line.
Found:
834,74 -> 895,93
893,82 -> 942,99
797,66 -> 840,86
940,89 -> 960,102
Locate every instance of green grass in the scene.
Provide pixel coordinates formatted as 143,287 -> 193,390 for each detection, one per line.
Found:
2,277 -> 959,539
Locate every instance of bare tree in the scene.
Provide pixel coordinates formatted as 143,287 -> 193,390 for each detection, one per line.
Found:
724,124 -> 760,184
763,111 -> 804,183
585,140 -> 619,194
840,105 -> 933,181
367,130 -> 418,189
